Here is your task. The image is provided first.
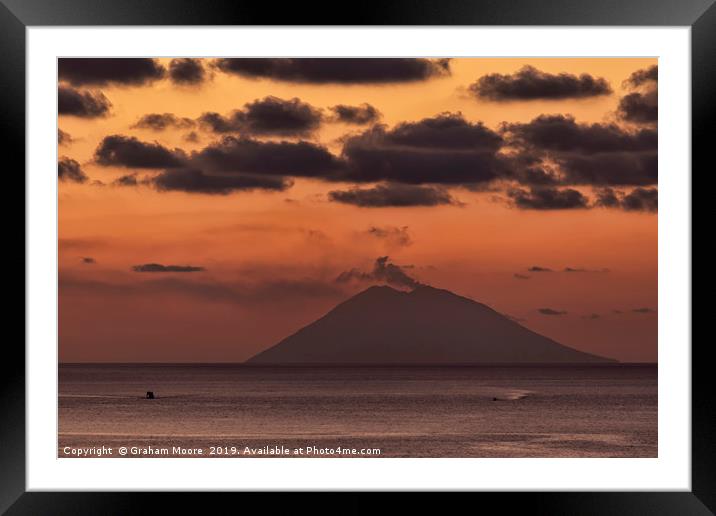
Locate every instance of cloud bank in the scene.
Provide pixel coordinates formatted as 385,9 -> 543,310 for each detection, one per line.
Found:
212,58 -> 451,84
470,66 -> 612,101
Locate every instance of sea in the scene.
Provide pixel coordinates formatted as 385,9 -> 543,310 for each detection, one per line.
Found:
58,364 -> 657,458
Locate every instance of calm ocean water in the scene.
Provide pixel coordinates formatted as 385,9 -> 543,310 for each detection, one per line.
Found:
58,364 -> 657,458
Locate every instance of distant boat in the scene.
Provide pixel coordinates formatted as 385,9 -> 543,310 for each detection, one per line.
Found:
247,285 -> 615,364
146,391 -> 155,399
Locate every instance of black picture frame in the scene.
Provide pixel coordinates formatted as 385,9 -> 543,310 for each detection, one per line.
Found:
3,0 -> 710,513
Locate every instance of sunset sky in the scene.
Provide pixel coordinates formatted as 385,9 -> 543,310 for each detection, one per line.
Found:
58,57 -> 658,363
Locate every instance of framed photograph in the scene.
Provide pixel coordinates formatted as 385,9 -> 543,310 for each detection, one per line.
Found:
5,0 -> 710,512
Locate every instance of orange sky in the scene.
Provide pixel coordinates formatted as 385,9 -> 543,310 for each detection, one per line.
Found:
58,58 -> 658,362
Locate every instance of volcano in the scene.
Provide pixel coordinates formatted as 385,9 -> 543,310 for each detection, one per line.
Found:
247,285 -> 614,364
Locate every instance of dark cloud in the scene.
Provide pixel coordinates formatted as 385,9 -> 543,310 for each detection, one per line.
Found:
582,313 -> 601,319
58,85 -> 111,118
513,273 -> 530,280
58,129 -> 72,145
149,168 -> 290,195
81,257 -> 96,264
338,114 -> 504,185
213,58 -> 451,84
132,113 -> 195,131
101,134 -> 341,195
366,226 -> 412,247
192,136 -> 341,177
336,256 -> 421,290
242,97 -> 322,135
58,157 -> 88,183
59,58 -> 165,87
624,65 -> 658,88
538,308 -> 567,316
505,114 -> 655,155
563,267 -> 609,274
94,135 -> 186,168
119,110 -> 658,198
112,174 -> 139,187
508,163 -> 561,186
594,187 -> 657,212
507,186 -> 589,210
184,131 -> 200,143
556,152 -> 657,186
526,265 -> 609,273
329,183 -> 457,208
199,96 -> 323,136
622,187 -> 658,212
632,307 -> 656,314
524,266 -> 608,274
469,65 -> 612,101
594,187 -> 621,208
383,112 -> 503,150
340,142 -> 497,184
132,263 -> 206,273
168,58 -> 206,85
330,103 -> 381,125
197,112 -> 238,133
618,91 -> 657,124
618,65 -> 658,126
504,115 -> 657,186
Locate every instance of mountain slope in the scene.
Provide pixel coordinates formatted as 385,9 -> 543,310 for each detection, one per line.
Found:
247,285 -> 614,364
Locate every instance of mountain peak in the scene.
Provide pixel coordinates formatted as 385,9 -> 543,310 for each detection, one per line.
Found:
358,283 -> 453,298
247,285 -> 614,364
346,284 -> 405,301
362,284 -> 402,294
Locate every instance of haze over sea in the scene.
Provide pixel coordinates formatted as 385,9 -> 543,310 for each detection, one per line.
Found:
59,364 -> 656,458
